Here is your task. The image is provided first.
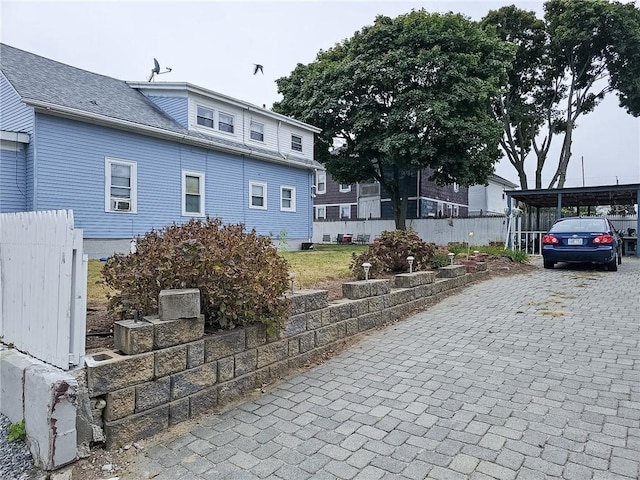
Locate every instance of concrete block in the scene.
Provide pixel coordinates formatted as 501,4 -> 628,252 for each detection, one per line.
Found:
170,362 -> 217,400
234,349 -> 257,377
0,349 -> 44,423
158,288 -> 200,321
346,318 -> 359,336
187,341 -> 205,369
204,329 -> 245,362
283,314 -> 307,337
257,340 -> 288,368
24,364 -> 78,470
104,405 -> 168,449
315,323 -> 344,347
217,357 -> 234,382
370,279 -> 392,296
288,339 -> 300,357
436,265 -> 466,278
299,332 -> 315,353
217,375 -> 255,406
358,312 -> 381,332
368,295 -> 388,312
154,345 -> 187,378
414,284 -> 435,299
306,310 -> 323,330
104,387 -> 135,421
146,314 -> 205,349
135,377 -> 170,412
245,323 -> 267,348
350,298 -> 370,317
113,319 -> 153,355
342,281 -> 371,300
476,261 -> 487,272
68,368 -> 102,458
328,301 -> 352,323
169,398 -> 190,426
86,351 -> 154,397
394,271 -> 436,288
189,386 -> 218,418
304,290 -> 329,311
286,292 -> 307,315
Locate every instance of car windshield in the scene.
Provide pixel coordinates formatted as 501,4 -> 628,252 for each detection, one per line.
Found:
549,218 -> 608,233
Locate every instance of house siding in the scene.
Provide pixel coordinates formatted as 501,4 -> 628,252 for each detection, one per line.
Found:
0,73 -> 34,133
33,114 -> 312,240
0,144 -> 27,211
314,173 -> 358,220
146,96 -> 189,128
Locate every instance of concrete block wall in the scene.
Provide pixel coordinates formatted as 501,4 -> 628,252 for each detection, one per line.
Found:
85,265 -> 488,449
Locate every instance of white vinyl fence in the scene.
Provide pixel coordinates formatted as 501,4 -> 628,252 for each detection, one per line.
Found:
0,210 -> 87,369
313,216 -> 514,247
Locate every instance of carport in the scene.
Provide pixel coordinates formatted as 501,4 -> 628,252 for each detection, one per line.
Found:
505,183 -> 640,257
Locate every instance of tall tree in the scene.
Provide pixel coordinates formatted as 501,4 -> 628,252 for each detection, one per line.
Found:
545,0 -> 640,188
485,0 -> 640,190
481,6 -> 562,190
274,11 -> 514,229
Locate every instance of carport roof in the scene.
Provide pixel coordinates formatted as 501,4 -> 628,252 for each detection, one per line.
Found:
505,183 -> 640,208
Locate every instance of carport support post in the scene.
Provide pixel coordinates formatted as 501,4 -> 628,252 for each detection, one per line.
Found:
637,187 -> 640,257
506,195 -> 513,250
557,193 -> 563,220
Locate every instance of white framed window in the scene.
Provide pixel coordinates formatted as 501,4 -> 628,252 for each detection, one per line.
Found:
105,157 -> 137,213
340,204 -> 351,219
218,112 -> 234,133
280,186 -> 296,212
291,134 -> 302,152
249,181 -> 267,210
182,170 -> 205,217
315,206 -> 326,220
339,184 -> 352,193
316,171 -> 326,194
453,182 -> 460,193
196,106 -> 214,128
250,121 -> 264,142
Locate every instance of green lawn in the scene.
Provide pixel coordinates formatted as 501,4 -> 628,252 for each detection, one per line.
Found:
87,244 -> 367,308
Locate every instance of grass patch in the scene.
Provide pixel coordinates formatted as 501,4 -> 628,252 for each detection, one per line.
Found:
281,244 -> 367,288
87,260 -> 114,307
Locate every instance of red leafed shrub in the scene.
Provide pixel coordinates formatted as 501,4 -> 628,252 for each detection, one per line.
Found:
350,229 -> 437,279
103,218 -> 290,332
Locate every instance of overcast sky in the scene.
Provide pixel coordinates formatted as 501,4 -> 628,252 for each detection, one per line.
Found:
2,0 -> 639,188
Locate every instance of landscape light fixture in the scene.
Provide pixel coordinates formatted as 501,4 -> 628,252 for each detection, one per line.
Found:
448,252 -> 455,266
407,256 -> 415,273
288,272 -> 296,294
362,262 -> 372,281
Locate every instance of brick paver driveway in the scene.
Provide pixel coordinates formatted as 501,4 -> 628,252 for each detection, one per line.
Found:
134,259 -> 640,480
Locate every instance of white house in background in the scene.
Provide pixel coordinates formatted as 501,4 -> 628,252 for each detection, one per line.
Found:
468,174 -> 519,216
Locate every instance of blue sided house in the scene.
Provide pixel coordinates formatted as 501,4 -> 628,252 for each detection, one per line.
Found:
0,44 -> 322,257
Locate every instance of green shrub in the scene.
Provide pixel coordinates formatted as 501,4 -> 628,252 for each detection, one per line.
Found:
429,252 -> 451,269
350,229 -> 437,279
103,218 -> 291,332
8,420 -> 25,442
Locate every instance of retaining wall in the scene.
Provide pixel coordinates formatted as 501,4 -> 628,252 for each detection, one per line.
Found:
81,263 -> 488,449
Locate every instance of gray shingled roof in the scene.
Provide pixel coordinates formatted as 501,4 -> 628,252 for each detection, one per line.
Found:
0,43 -> 320,169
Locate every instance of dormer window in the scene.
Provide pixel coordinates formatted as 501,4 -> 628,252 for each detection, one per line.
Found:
197,106 -> 214,128
250,121 -> 264,142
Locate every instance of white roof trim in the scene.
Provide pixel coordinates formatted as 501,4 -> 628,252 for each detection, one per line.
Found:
0,130 -> 30,143
127,81 -> 322,133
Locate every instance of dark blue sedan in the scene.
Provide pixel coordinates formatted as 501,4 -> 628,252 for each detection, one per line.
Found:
541,217 -> 622,271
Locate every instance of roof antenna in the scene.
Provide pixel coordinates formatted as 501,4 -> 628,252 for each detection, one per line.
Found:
148,58 -> 172,82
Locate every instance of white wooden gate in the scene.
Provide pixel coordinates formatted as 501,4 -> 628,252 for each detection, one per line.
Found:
0,210 -> 87,369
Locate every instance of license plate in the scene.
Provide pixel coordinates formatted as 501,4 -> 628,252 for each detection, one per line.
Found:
568,238 -> 582,245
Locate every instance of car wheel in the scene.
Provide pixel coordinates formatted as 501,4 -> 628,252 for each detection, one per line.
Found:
608,254 -> 618,272
543,259 -> 555,269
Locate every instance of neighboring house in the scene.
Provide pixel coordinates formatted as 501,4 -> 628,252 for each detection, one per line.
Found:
0,44 -> 322,256
468,174 -> 519,216
314,169 -> 468,221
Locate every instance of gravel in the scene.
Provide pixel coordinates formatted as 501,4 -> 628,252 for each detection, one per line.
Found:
0,414 -> 42,480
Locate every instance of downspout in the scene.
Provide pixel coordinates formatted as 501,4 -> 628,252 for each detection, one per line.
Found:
32,113 -> 38,210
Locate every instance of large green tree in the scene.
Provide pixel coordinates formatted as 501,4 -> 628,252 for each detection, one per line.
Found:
483,0 -> 640,190
274,10 -> 514,229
